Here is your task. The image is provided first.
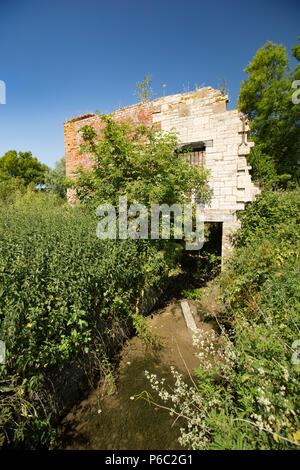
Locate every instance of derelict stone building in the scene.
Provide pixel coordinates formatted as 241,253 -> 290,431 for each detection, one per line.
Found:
64,87 -> 259,262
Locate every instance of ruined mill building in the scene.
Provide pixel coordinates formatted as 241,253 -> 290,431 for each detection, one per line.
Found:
64,87 -> 259,262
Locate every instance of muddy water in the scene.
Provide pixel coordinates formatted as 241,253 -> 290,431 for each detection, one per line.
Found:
57,300 -> 215,450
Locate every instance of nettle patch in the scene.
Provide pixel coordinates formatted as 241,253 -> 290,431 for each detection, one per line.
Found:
0,193 -> 175,447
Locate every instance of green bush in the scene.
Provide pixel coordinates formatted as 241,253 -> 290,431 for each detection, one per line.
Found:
213,188 -> 300,448
145,188 -> 300,449
222,189 -> 300,316
0,178 -> 27,204
236,189 -> 300,245
0,191 -> 174,447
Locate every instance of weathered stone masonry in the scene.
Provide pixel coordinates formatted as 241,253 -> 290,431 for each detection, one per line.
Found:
64,87 -> 259,262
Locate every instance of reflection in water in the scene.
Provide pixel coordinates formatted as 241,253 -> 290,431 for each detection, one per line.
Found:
58,301 -> 212,450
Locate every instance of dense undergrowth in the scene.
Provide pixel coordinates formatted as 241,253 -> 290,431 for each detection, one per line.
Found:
1,185 -> 299,449
214,188 -> 300,448
145,188 -> 300,449
0,190 -> 177,448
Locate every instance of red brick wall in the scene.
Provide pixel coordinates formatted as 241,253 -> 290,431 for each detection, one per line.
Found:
64,102 -> 160,178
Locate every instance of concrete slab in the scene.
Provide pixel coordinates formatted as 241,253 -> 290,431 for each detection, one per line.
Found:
181,301 -> 198,333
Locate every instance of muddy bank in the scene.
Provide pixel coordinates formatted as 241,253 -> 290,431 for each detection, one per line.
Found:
57,299 -> 217,450
37,284 -> 167,428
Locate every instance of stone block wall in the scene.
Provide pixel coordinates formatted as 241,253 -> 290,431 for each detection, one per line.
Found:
64,87 -> 260,263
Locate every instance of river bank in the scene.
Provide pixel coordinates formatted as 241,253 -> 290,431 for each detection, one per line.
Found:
56,292 -> 218,450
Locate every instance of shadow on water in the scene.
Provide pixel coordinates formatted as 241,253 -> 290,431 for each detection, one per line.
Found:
60,359 -> 184,450
57,300 -> 214,450
58,355 -> 187,449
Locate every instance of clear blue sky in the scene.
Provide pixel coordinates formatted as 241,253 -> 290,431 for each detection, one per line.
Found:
0,0 -> 299,168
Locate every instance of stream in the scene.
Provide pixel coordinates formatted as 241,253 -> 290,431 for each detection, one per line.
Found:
57,297 -> 216,450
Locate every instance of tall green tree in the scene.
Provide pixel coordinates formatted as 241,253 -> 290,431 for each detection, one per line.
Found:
291,36 -> 300,81
44,156 -> 66,197
0,150 -> 48,186
237,40 -> 300,187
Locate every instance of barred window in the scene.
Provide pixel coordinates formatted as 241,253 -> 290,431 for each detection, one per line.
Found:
185,148 -> 206,167
177,141 -> 206,168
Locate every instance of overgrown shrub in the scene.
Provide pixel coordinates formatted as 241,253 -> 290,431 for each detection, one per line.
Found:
0,191 -> 175,447
144,188 -> 300,449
